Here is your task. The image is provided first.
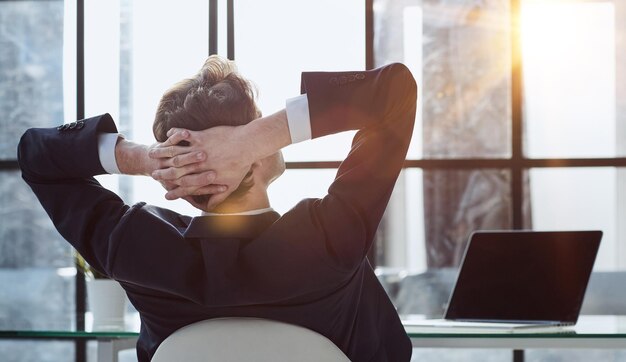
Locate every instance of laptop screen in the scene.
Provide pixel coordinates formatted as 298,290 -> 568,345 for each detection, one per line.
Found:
444,230 -> 602,323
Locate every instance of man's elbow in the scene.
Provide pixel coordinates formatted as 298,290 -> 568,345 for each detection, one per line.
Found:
17,129 -> 32,172
17,128 -> 41,179
389,63 -> 418,107
382,63 -> 418,127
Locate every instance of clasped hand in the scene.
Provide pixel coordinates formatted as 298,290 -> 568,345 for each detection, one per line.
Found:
147,126 -> 253,211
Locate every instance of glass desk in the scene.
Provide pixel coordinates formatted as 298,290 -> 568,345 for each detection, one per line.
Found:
404,315 -> 626,362
0,330 -> 138,362
0,313 -> 141,362
2,315 -> 625,362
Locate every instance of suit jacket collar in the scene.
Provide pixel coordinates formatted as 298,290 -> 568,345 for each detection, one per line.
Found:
183,211 -> 281,239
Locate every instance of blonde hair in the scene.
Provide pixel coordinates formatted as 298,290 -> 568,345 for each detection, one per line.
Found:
153,55 -> 261,142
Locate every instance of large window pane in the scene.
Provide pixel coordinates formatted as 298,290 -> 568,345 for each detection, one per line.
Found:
234,0 -> 364,162
522,1 -> 625,158
267,169 -> 336,215
126,0 -> 209,147
0,172 -> 70,269
374,169 -> 514,272
423,169 -> 513,268
0,0 -> 66,159
527,167 -> 626,271
0,172 -> 74,331
375,0 -> 512,159
83,0 -> 210,139
0,4 -> 75,361
86,0 -> 209,215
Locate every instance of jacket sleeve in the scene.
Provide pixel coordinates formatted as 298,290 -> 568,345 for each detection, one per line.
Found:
18,114 -> 131,277
289,63 -> 417,270
220,63 -> 417,305
18,114 -> 241,302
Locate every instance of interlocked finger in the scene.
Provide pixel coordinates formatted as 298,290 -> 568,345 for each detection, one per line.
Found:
160,151 -> 205,168
165,184 -> 227,200
166,128 -> 187,138
161,129 -> 190,146
149,145 -> 192,160
193,185 -> 227,195
176,171 -> 217,188
152,162 -> 204,181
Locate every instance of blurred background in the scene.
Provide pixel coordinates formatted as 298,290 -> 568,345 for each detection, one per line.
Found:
1,0 -> 625,361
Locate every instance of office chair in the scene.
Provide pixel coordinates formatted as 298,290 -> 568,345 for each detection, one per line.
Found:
151,317 -> 351,362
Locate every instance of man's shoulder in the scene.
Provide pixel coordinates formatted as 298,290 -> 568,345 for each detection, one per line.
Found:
133,203 -> 192,227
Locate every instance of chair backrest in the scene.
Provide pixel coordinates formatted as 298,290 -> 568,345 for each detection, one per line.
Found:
151,317 -> 351,362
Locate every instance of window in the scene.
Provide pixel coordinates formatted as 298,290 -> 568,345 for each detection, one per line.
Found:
85,0 -> 365,215
521,1 -> 626,271
2,1 -> 625,361
0,1 -> 75,360
373,0 -> 626,275
85,0 -> 211,216
522,1 -> 619,159
375,1 -> 626,360
374,0 -> 516,272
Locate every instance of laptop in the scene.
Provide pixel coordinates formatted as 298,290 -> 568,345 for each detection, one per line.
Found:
404,230 -> 602,333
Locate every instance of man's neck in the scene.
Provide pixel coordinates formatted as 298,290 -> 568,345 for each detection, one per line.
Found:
209,189 -> 270,214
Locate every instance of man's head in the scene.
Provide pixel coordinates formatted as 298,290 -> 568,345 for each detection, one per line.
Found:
153,55 -> 261,140
153,55 -> 284,209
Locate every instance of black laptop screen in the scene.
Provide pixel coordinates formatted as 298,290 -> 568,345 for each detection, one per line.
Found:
444,230 -> 602,323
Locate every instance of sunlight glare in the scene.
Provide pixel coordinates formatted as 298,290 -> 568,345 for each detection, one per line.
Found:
521,0 -> 616,158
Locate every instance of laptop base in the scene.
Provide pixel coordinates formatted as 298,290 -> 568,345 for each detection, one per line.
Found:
404,319 -> 574,334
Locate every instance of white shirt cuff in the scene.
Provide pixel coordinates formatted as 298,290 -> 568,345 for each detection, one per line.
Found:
97,133 -> 123,174
285,94 -> 312,143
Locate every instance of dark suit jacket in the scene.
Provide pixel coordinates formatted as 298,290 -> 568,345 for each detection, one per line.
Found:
18,63 -> 417,362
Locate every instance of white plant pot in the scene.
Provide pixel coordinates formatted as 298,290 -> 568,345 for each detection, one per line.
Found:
87,279 -> 127,331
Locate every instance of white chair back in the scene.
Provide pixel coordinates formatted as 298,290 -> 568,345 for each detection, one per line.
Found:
151,317 -> 351,362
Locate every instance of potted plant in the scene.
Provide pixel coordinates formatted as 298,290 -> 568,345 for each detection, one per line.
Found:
76,253 -> 127,331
